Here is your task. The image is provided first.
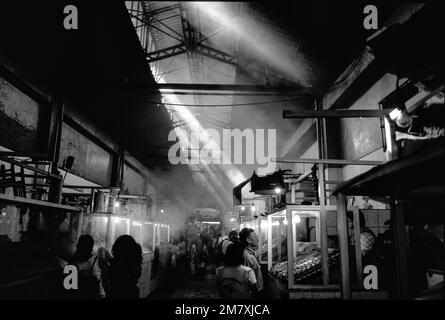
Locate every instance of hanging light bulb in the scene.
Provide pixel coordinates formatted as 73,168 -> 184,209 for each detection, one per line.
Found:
283,218 -> 288,225
294,215 -> 301,223
114,201 -> 120,208
274,187 -> 282,194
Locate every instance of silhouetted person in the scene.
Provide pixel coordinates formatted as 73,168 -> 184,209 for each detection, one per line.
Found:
375,219 -> 396,294
171,240 -> 188,284
70,234 -> 105,299
108,235 -> 143,299
190,237 -> 209,279
216,241 -> 257,299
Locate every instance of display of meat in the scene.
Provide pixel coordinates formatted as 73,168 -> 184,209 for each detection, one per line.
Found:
270,248 -> 340,283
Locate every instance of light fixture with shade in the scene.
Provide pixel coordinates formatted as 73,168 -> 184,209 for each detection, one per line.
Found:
388,103 -> 413,128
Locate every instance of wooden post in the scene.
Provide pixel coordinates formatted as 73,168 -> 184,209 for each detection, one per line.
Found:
257,218 -> 263,263
138,223 -> 143,245
76,211 -> 84,242
110,218 -> 116,247
286,209 -> 294,289
105,216 -> 112,250
391,196 -> 409,299
267,215 -> 273,270
277,221 -> 282,262
86,213 -> 92,234
292,216 -> 297,259
291,184 -> 296,204
315,216 -> 321,246
353,206 -> 363,288
337,192 -> 351,299
319,163 -> 329,286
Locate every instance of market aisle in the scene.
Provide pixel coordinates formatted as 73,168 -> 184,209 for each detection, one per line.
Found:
170,276 -> 221,299
147,264 -> 221,299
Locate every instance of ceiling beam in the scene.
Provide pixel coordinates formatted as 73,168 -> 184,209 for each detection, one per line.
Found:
129,13 -> 183,43
273,158 -> 383,166
195,44 -> 238,67
147,4 -> 180,16
283,109 -> 391,118
157,83 -> 306,92
146,44 -> 187,63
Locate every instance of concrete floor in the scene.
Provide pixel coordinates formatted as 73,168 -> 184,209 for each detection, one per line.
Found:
147,264 -> 222,299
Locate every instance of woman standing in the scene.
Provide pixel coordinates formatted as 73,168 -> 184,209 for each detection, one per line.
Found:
108,235 -> 143,299
216,241 -> 257,299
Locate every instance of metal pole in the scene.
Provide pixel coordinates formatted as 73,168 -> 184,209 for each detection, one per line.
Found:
157,83 -> 306,92
319,162 -> 329,286
273,158 -> 383,166
337,192 -> 351,299
286,209 -> 294,290
391,196 -> 409,299
353,206 -> 363,288
283,109 -> 391,118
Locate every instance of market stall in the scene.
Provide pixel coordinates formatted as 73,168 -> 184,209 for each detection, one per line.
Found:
267,205 -> 341,293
